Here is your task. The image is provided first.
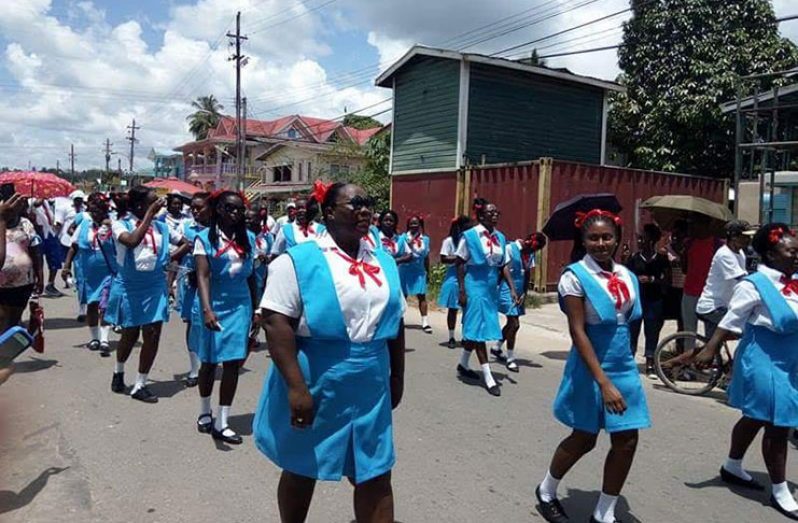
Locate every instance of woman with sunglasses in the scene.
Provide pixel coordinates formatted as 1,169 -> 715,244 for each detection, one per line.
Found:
192,190 -> 257,444
254,183 -> 405,522
400,215 -> 432,333
438,216 -> 473,348
456,201 -> 519,397
270,196 -> 325,257
62,194 -> 116,357
492,232 -> 547,372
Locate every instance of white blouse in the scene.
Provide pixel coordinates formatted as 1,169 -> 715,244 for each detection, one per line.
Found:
455,224 -> 508,267
440,237 -> 456,257
193,230 -> 246,277
112,218 -> 181,272
270,221 -> 322,255
261,234 -> 407,343
718,265 -> 798,334
558,255 -> 637,325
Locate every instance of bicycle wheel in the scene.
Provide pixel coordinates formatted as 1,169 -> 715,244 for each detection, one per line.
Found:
654,331 -> 723,396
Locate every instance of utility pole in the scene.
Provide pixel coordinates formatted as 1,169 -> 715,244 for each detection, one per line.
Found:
126,119 -> 140,176
56,159 -> 60,174
69,144 -> 76,179
104,138 -> 113,178
117,158 -> 122,177
227,11 -> 248,191
242,96 -> 248,184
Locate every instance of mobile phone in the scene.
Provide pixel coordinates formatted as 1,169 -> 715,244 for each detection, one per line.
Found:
0,326 -> 34,368
0,182 -> 15,201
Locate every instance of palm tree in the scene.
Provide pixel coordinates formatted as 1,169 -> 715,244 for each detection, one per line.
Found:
187,95 -> 224,140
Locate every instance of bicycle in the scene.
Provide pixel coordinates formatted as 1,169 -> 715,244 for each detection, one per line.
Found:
653,331 -> 734,396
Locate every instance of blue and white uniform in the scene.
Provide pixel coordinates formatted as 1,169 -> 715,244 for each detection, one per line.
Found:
720,265 -> 798,427
554,255 -> 650,434
191,229 -> 256,364
270,221 -> 326,256
104,218 -> 179,328
499,240 -> 535,317
378,230 -> 407,262
361,225 -> 382,253
179,219 -> 206,323
456,224 -> 508,342
253,230 -> 274,297
437,236 -> 461,310
399,232 -> 430,296
70,219 -> 116,306
254,234 -> 405,484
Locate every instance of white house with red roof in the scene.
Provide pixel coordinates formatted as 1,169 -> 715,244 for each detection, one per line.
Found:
174,114 -> 382,195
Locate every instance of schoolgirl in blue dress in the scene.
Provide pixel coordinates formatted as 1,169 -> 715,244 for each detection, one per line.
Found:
377,210 -> 409,264
400,215 -> 433,333
455,200 -> 520,397
254,182 -> 405,522
536,209 -> 649,523
694,224 -> 798,520
246,206 -> 274,351
177,192 -> 210,388
492,232 -> 547,372
438,216 -> 472,348
105,186 -> 183,404
270,195 -> 325,257
62,193 -> 116,357
193,191 -> 258,445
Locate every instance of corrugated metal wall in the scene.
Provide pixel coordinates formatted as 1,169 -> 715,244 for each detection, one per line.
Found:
390,160 -> 728,289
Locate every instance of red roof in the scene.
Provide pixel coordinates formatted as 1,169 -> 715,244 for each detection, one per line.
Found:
207,115 -> 381,146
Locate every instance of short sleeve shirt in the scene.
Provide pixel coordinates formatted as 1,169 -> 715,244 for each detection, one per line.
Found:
455,224 -> 508,267
112,218 -> 180,272
0,218 -> 42,288
696,245 -> 747,315
558,255 -> 637,325
718,264 -> 798,334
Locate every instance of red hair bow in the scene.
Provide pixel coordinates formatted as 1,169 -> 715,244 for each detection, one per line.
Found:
312,179 -> 332,204
574,209 -> 622,229
769,227 -> 790,245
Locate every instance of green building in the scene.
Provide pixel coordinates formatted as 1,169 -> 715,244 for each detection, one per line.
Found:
376,46 -> 624,175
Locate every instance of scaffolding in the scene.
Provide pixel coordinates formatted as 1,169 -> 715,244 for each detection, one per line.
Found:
729,68 -> 798,224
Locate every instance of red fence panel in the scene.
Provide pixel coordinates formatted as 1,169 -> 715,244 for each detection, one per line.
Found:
391,172 -> 459,252
469,163 -> 540,244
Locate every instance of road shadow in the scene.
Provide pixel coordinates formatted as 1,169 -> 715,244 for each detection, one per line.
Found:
437,342 -> 460,350
404,348 -> 416,353
43,317 -> 83,330
541,350 -> 570,361
534,488 -> 641,522
228,413 -> 255,436
0,466 -> 69,515
147,377 -> 186,399
684,472 -> 774,505
508,358 -> 542,369
14,356 -> 59,373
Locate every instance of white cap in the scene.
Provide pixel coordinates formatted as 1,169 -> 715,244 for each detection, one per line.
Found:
285,202 -> 297,209
69,190 -> 87,200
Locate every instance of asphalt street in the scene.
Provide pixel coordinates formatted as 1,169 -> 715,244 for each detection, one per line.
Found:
0,292 -> 795,522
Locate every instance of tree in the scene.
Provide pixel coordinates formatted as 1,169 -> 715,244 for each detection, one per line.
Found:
609,0 -> 798,177
331,131 -> 392,211
187,95 -> 224,140
517,48 -> 547,67
342,113 -> 383,130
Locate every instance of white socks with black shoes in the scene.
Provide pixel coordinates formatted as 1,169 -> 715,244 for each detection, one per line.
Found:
593,492 -> 619,523
130,373 -> 148,395
89,325 -> 100,342
538,470 -> 560,502
199,395 -> 213,425
459,349 -> 472,370
99,325 -> 110,344
214,405 -> 236,437
723,457 -> 753,481
188,352 -> 201,379
481,363 -> 497,389
773,482 -> 798,512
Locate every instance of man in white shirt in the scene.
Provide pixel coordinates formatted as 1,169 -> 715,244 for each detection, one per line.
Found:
274,201 -> 296,233
31,198 -> 64,296
696,220 -> 755,338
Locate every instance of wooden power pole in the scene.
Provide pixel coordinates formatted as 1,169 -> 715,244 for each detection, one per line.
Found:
227,11 -> 248,191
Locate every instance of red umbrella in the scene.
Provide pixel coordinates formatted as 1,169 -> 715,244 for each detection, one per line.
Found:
0,171 -> 75,199
144,177 -> 202,196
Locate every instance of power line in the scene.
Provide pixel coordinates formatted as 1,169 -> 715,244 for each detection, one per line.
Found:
248,0 -> 338,35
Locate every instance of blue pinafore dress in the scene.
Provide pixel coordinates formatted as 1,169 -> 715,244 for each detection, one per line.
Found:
553,262 -> 651,434
461,227 -> 506,342
283,222 -> 326,249
179,221 -> 205,322
399,233 -> 429,296
191,229 -> 256,364
74,220 -> 116,306
499,242 -> 528,317
728,272 -> 798,427
104,220 -> 171,328
253,242 -> 404,485
253,231 -> 274,297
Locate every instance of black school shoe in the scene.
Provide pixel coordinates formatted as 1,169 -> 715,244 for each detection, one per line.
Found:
447,338 -> 457,349
589,517 -> 622,523
486,384 -> 501,397
535,485 -> 569,522
771,495 -> 798,521
111,372 -> 126,393
719,466 -> 764,490
99,342 -> 110,358
87,339 -> 100,351
197,414 -> 213,434
212,426 -> 243,445
185,376 -> 199,388
457,364 -> 480,380
130,386 -> 158,404
490,347 -> 507,361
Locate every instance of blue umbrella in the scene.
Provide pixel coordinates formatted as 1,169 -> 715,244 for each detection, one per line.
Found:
542,193 -> 622,241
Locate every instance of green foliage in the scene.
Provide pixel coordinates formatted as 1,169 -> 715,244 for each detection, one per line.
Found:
333,131 -> 392,211
187,95 -> 224,140
343,114 -> 383,130
426,263 -> 448,299
609,0 -> 798,177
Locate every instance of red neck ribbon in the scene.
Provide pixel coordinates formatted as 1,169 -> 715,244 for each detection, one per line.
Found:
781,275 -> 798,297
482,230 -> 500,254
600,271 -> 630,311
136,221 -> 157,255
332,249 -> 382,290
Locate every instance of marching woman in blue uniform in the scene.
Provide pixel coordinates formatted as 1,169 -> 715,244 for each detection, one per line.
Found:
62,193 -> 116,357
178,192 -> 210,388
492,232 -> 547,372
270,194 -> 325,257
246,206 -> 274,351
400,215 -> 432,333
535,209 -> 649,523
193,191 -> 258,445
695,224 -> 798,520
254,182 -> 406,522
106,186 -> 183,403
438,216 -> 472,348
455,201 -> 520,397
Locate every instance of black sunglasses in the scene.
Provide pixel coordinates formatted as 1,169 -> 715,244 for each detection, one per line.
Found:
347,196 -> 375,210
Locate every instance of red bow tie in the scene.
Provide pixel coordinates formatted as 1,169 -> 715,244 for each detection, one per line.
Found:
381,237 -> 397,253
482,231 -> 500,254
363,234 -> 375,247
262,224 -> 270,234
332,249 -> 382,290
136,221 -> 157,255
600,271 -> 631,311
216,238 -> 245,258
92,224 -> 112,248
299,224 -> 315,237
409,234 -> 423,249
781,275 -> 798,296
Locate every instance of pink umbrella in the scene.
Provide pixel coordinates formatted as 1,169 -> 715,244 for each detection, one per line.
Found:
144,177 -> 202,196
0,171 -> 75,199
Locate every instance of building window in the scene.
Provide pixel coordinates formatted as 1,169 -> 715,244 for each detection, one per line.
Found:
307,161 -> 312,178
273,165 -> 292,182
298,162 -> 304,181
330,164 -> 350,177
288,128 -> 298,139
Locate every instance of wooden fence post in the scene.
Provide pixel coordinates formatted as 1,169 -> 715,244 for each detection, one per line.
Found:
535,158 -> 553,291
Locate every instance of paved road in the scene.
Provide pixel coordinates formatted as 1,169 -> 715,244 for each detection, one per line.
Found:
0,293 -> 794,522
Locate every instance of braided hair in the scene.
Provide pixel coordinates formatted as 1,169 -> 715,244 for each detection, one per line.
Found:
208,191 -> 251,255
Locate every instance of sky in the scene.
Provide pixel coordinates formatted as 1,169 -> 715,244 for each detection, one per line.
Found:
0,0 -> 796,172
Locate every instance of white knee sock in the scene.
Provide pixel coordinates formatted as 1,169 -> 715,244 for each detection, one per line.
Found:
593,492 -> 618,523
215,405 -> 231,431
448,329 -> 455,339
99,325 -> 110,344
496,340 -> 505,352
114,361 -> 125,374
421,316 -> 429,328
130,373 -> 148,394
723,457 -> 752,481
538,470 -> 560,502
773,482 -> 798,511
89,325 -> 100,341
188,352 -> 201,378
507,349 -> 516,361
481,363 -> 496,388
459,350 -> 472,369
199,395 -> 212,417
